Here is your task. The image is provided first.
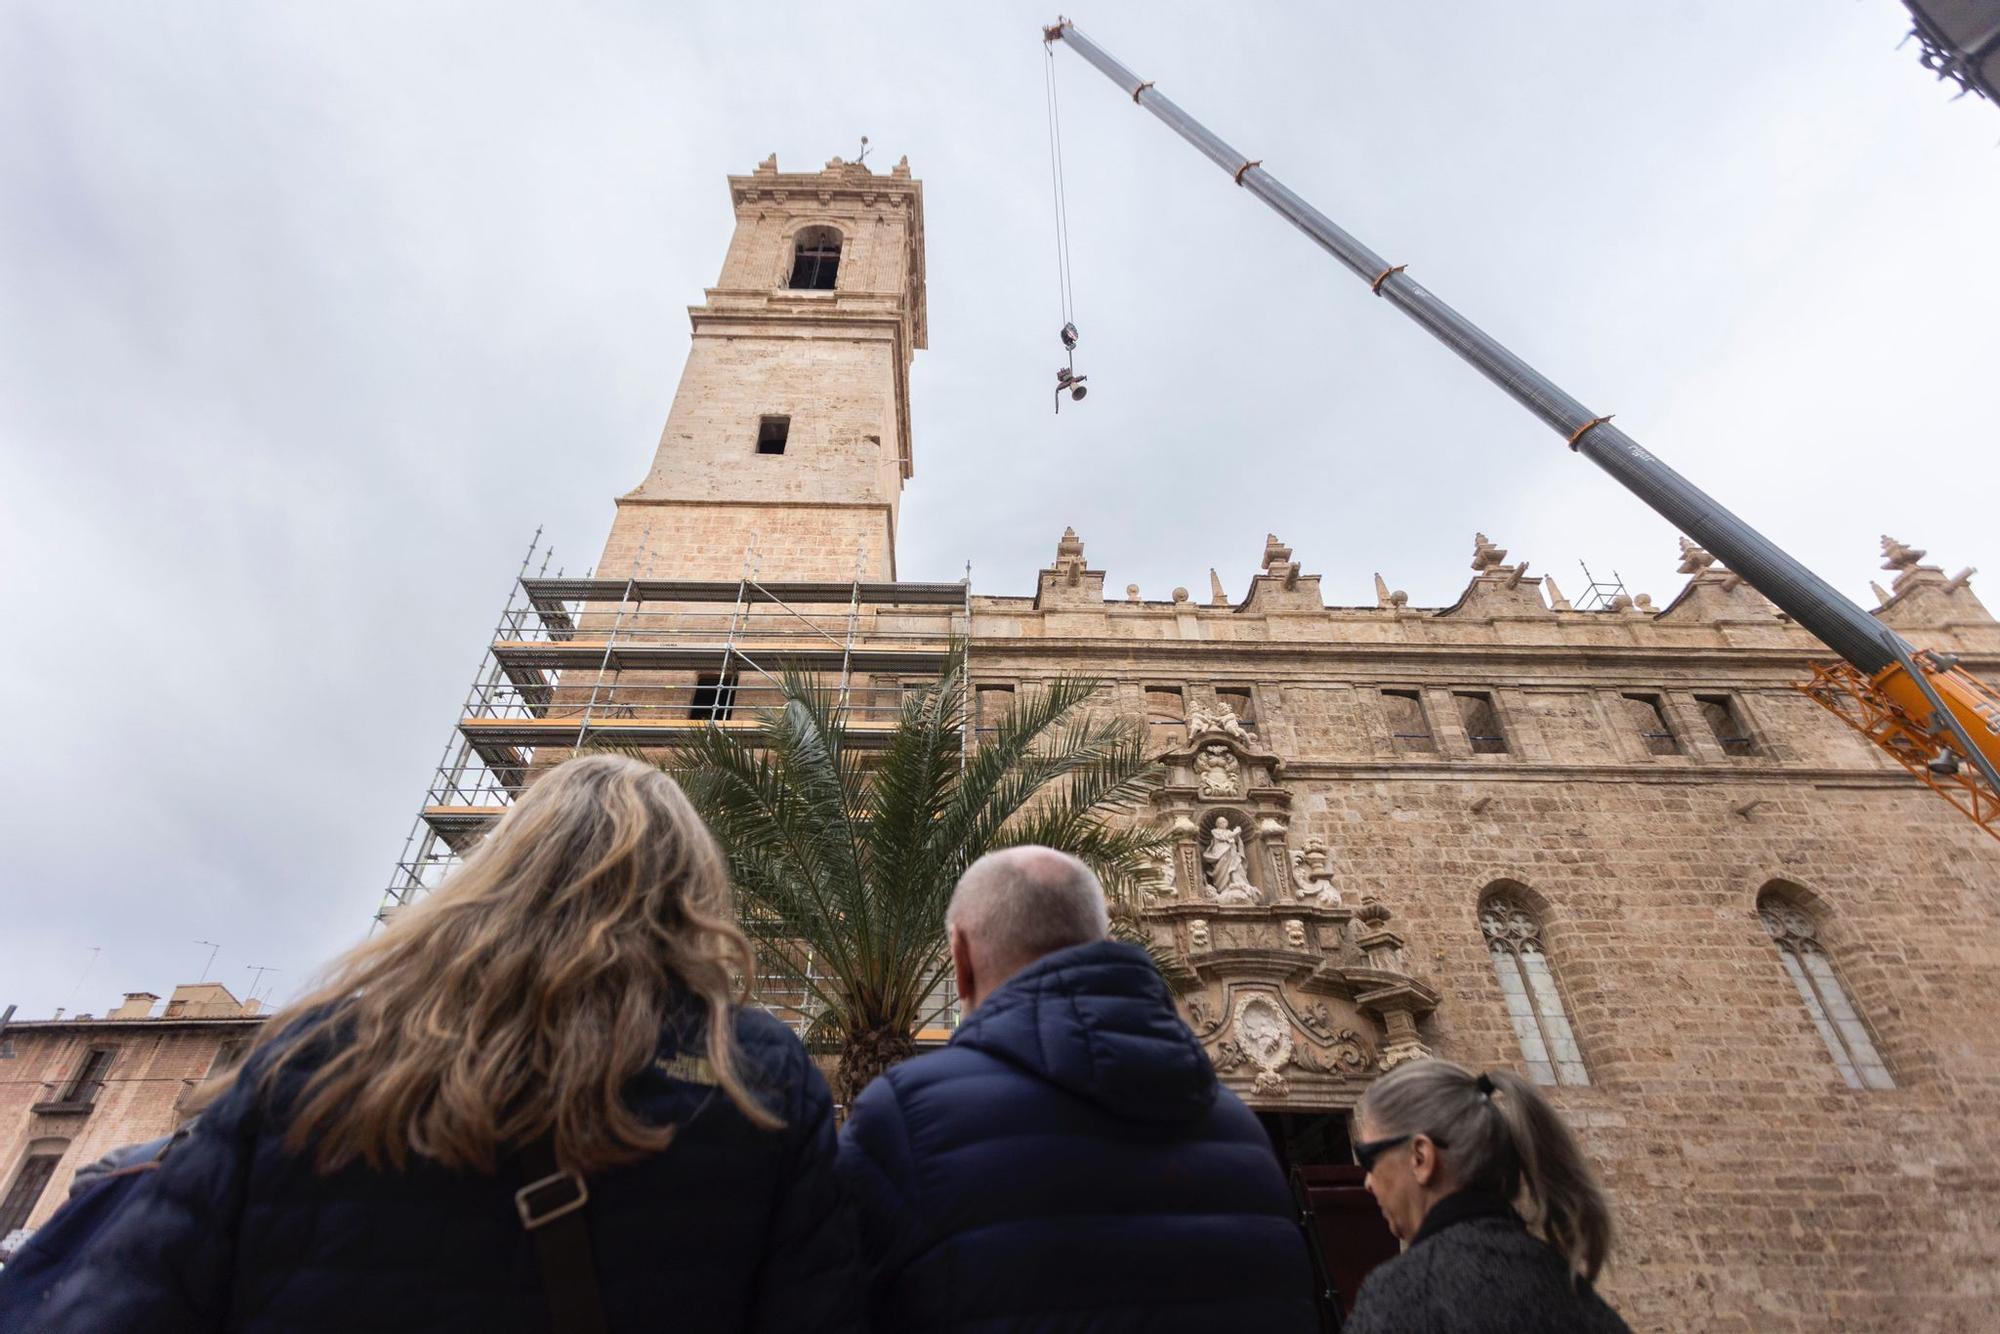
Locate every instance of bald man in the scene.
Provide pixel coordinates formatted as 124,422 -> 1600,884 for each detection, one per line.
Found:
837,846 -> 1318,1333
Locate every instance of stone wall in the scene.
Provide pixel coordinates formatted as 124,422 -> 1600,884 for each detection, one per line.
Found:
956,527 -> 2000,1331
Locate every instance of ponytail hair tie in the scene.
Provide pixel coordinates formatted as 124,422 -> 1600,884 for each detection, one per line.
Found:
1474,1073 -> 1496,1097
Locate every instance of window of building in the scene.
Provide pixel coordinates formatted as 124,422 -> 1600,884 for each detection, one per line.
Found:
208,1039 -> 250,1077
755,416 -> 790,455
61,1048 -> 115,1105
689,673 -> 738,722
1479,892 -> 1588,1086
1382,690 -> 1436,754
788,226 -> 841,290
1696,694 -> 1756,756
1620,693 -> 1680,756
975,684 -> 1015,733
1143,686 -> 1186,745
1758,891 -> 1892,1090
0,1146 -> 66,1234
1455,692 -> 1508,754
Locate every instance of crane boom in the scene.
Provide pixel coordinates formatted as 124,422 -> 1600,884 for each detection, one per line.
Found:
1045,18 -> 2000,835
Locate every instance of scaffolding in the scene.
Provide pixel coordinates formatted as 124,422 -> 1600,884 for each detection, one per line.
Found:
379,530 -> 973,1034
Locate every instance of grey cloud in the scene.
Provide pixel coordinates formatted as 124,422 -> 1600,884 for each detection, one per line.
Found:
3,0 -> 1994,1015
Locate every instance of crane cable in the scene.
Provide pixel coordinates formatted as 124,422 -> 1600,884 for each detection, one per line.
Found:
1043,39 -> 1077,332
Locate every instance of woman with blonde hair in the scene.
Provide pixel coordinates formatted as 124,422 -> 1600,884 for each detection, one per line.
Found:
1345,1059 -> 1630,1333
33,755 -> 860,1333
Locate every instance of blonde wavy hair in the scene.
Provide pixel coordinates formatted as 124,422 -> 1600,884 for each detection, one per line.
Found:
211,754 -> 780,1176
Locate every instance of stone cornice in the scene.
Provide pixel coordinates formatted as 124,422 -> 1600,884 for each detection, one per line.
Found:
959,633 -> 2000,677
1273,760 -> 1924,787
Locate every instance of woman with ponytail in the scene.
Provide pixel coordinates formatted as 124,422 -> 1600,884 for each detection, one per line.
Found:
31,755 -> 861,1333
1344,1059 -> 1630,1333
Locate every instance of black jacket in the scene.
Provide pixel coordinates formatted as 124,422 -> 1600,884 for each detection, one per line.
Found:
28,1005 -> 861,1333
1344,1191 -> 1631,1334
837,939 -> 1319,1333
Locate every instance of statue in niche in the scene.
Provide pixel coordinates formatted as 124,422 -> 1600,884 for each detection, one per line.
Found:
1186,700 -> 1250,743
1195,744 -> 1241,798
1142,852 -> 1178,901
1203,816 -> 1258,906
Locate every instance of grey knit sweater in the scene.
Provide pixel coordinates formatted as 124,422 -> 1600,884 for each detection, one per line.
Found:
1343,1192 -> 1631,1334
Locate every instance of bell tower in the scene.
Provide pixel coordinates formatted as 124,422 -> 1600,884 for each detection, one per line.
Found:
598,153 -> 927,582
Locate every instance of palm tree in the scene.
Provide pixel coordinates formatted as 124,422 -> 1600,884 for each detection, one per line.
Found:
671,651 -> 1163,1102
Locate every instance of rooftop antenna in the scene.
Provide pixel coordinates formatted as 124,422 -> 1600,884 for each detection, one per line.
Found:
245,965 -> 279,1004
1574,560 -> 1629,612
64,945 -> 101,1014
195,940 -> 221,983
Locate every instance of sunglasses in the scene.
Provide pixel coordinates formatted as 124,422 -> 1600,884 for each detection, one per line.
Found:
1354,1131 -> 1446,1173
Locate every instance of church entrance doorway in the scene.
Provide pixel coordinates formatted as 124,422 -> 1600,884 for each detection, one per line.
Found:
1259,1111 -> 1402,1324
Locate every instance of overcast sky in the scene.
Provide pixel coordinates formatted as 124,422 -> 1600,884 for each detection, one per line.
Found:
3,2 -> 1995,1020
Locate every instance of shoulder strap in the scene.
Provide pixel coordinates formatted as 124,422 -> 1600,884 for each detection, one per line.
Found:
515,1140 -> 609,1334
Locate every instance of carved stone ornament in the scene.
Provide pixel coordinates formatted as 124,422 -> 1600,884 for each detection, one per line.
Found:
1377,1041 -> 1432,1071
1186,994 -> 1216,1034
1142,852 -> 1178,901
1289,1009 -> 1372,1076
1881,535 -> 1927,572
1677,536 -> 1716,574
1759,900 -> 1816,947
1232,993 -> 1294,1096
1283,918 -> 1308,949
1202,816 -> 1258,905
1195,744 -> 1242,798
1480,898 -> 1542,952
1188,918 -> 1211,952
1186,701 -> 1251,743
1471,532 -> 1509,572
1289,839 -> 1341,905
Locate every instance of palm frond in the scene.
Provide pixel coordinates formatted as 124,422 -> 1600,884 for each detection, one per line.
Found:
663,645 -> 1165,1095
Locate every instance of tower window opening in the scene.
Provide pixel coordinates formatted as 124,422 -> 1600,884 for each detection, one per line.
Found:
1455,692 -> 1508,754
1382,690 -> 1435,754
756,416 -> 790,455
975,683 -> 1016,735
690,672 -> 738,722
1143,686 -> 1186,745
1696,694 -> 1756,756
1621,693 -> 1680,756
789,227 -> 841,290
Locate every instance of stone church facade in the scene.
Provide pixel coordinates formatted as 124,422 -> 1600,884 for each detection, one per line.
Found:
427,156 -> 2000,1331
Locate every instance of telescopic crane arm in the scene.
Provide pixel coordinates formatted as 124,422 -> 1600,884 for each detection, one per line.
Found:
1044,18 -> 2000,839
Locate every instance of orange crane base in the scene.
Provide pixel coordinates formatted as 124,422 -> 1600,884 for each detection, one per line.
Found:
1796,661 -> 2000,842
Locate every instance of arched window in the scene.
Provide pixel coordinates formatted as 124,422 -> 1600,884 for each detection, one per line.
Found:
1758,891 -> 1892,1090
1480,891 -> 1588,1086
789,226 -> 841,290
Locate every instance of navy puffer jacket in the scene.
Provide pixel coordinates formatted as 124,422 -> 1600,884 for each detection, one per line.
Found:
29,1004 -> 860,1333
838,939 -> 1319,1333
